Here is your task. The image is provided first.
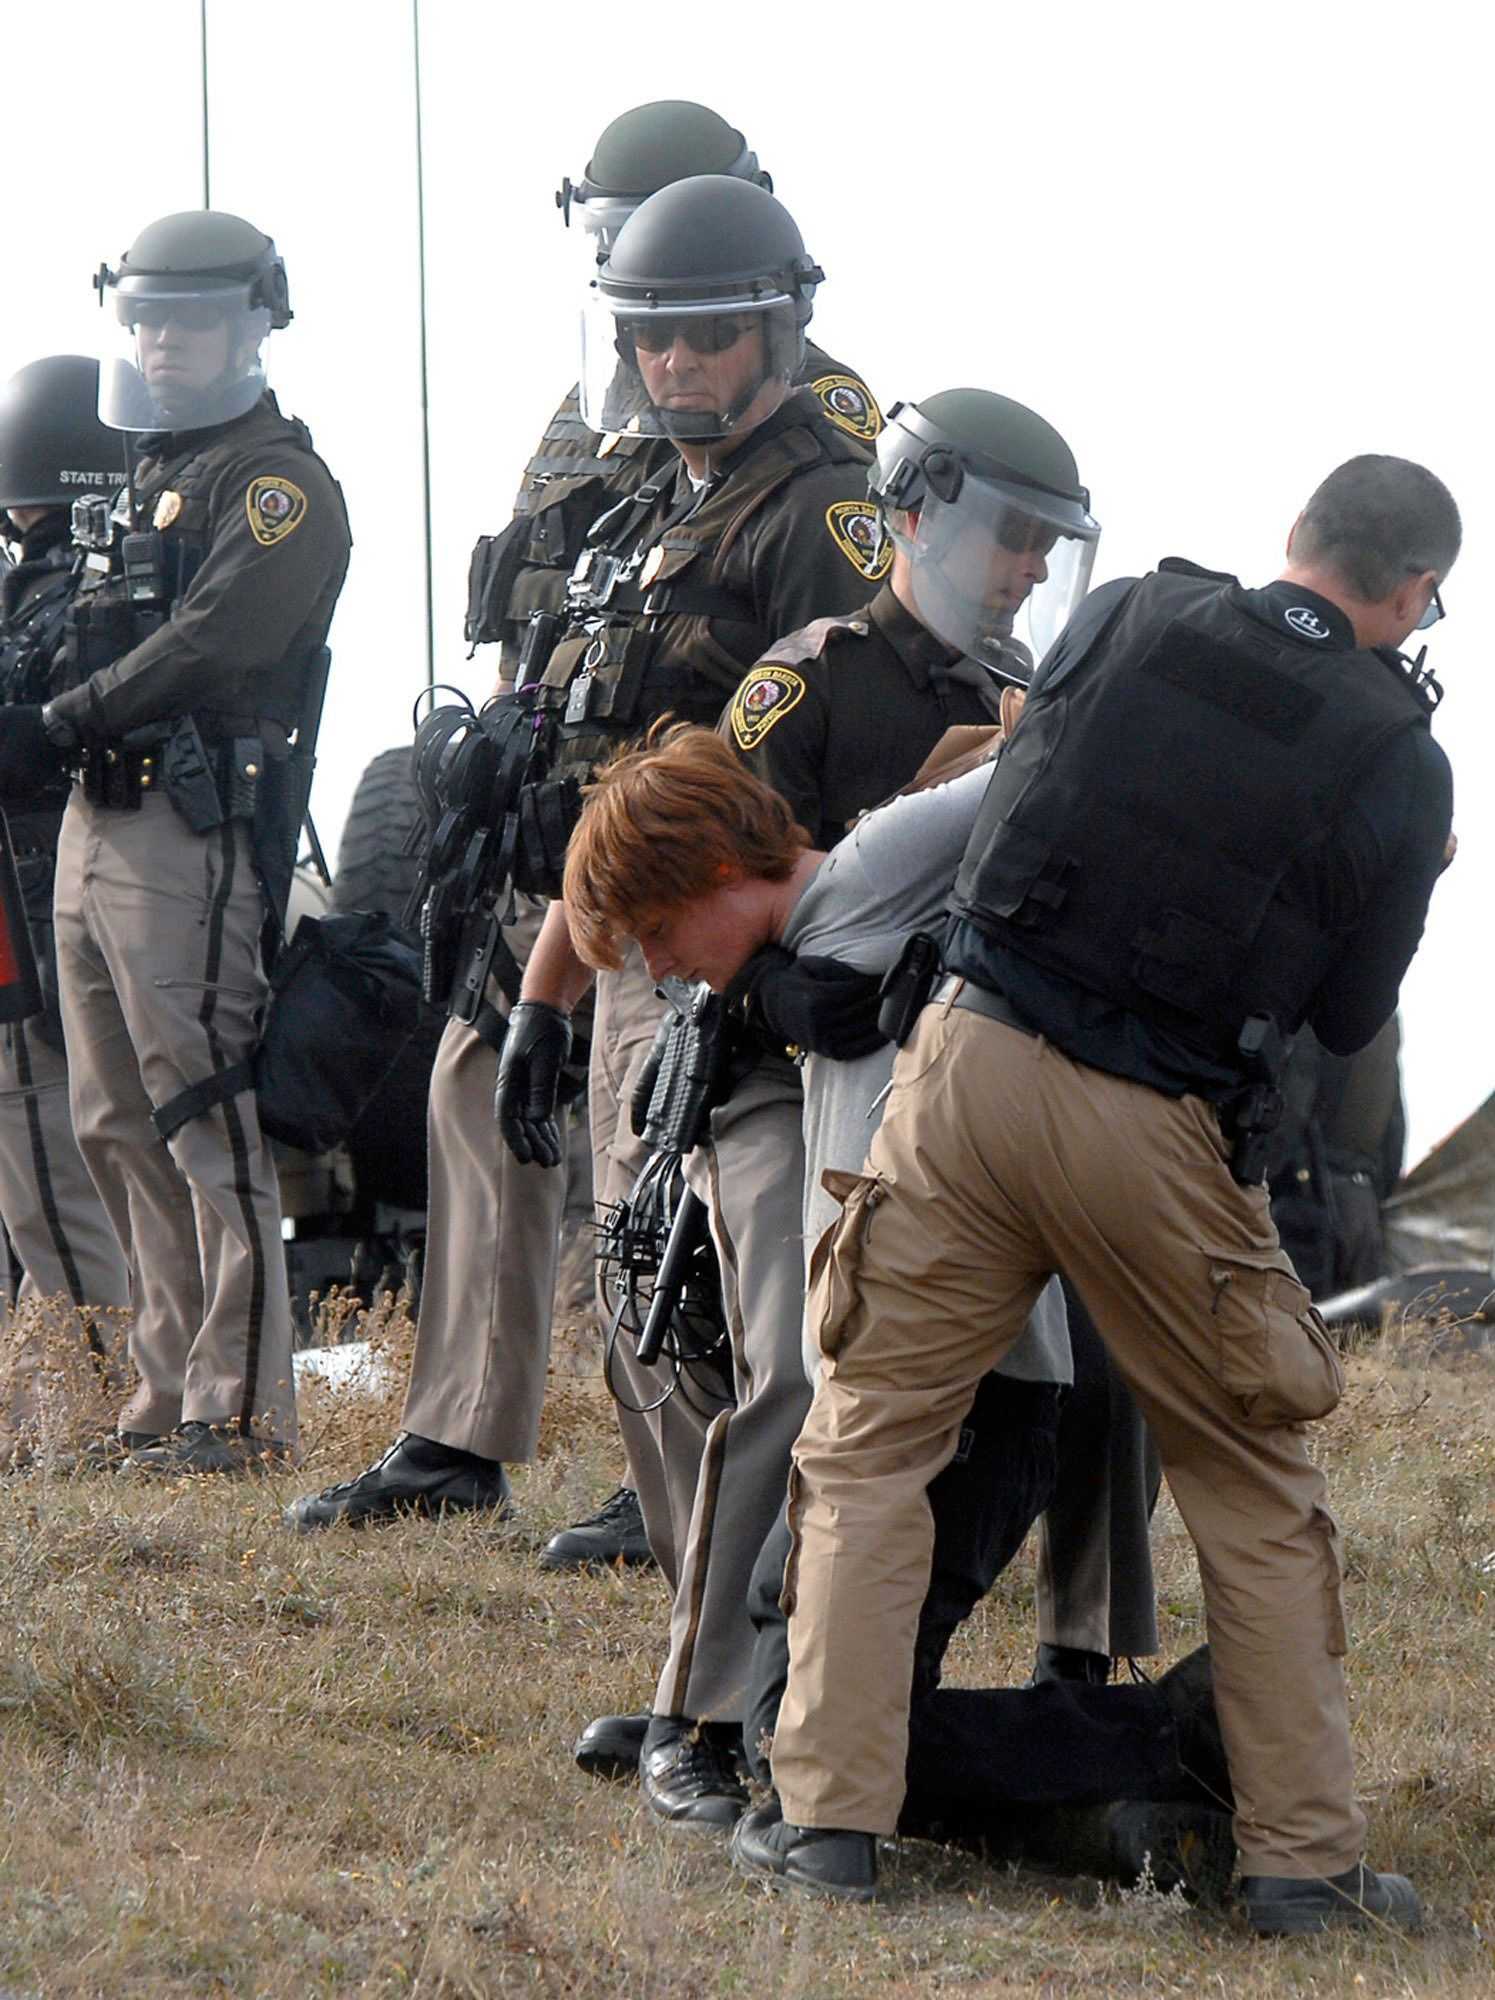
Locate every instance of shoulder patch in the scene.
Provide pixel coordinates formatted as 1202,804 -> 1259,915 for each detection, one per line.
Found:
246,475 -> 308,548
825,500 -> 893,582
811,374 -> 883,442
730,667 -> 807,751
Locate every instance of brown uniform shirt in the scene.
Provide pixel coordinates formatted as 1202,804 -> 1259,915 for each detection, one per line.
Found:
52,394 -> 351,741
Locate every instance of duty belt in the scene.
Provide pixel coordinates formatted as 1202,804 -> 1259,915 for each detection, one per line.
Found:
936,974 -> 1038,1038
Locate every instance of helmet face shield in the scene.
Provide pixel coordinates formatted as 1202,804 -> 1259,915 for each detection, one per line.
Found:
580,291 -> 799,440
906,472 -> 1100,677
98,276 -> 271,431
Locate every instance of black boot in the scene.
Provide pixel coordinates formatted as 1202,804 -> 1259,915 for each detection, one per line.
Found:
1031,1642 -> 1112,1686
573,1712 -> 650,1780
540,1486 -> 655,1570
730,1796 -> 879,1901
640,1715 -> 748,1828
282,1435 -> 512,1530
1242,1861 -> 1422,1935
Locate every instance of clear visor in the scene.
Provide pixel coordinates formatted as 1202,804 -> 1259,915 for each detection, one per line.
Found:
571,191 -> 640,259
904,475 -> 1100,678
98,279 -> 270,431
580,289 -> 799,440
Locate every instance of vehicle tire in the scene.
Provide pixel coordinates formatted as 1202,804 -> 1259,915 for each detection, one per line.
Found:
331,744 -> 424,922
332,745 -> 441,1211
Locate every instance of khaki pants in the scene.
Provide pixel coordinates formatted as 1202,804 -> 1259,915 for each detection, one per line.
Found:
774,996 -> 1362,1878
55,792 -> 296,1442
401,901 -> 570,1461
0,1017 -> 131,1433
587,951 -> 712,1590
655,1060 -> 812,1722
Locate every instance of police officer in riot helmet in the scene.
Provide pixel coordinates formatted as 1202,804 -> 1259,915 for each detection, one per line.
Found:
0,211 -> 351,1476
0,357 -> 131,1457
286,129 -> 880,1560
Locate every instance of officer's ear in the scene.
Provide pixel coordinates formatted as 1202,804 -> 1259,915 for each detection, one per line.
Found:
1385,568 -> 1437,639
1284,510 -> 1306,561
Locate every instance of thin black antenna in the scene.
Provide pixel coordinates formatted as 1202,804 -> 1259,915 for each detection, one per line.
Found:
199,0 -> 212,208
412,0 -> 436,691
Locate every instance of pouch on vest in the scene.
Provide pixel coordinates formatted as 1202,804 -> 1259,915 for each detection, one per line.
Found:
255,912 -> 425,1153
465,517 -> 532,649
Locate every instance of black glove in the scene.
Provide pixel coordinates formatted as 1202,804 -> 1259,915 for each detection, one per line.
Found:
728,946 -> 888,1060
495,1000 -> 572,1167
0,704 -> 64,803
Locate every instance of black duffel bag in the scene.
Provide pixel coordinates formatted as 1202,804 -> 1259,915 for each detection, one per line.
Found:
256,911 -> 425,1154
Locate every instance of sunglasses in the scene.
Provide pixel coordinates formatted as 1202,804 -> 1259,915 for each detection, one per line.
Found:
624,315 -> 758,356
122,298 -> 233,332
1415,583 -> 1445,633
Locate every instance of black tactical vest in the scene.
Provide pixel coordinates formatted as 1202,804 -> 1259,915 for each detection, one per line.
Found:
949,562 -> 1434,1065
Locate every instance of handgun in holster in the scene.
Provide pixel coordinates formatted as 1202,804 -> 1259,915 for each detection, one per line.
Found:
1224,1012 -> 1287,1187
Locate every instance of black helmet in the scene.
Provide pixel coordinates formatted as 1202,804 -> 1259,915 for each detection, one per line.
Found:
870,389 -> 1100,676
580,177 -> 822,440
558,100 -> 767,246
0,356 -> 124,509
94,210 -> 290,432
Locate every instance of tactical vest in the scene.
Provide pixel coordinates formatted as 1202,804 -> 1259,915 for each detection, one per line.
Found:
465,344 -> 880,672
949,561 -> 1434,1065
1,549 -> 76,707
532,400 -> 873,777
64,405 -> 329,735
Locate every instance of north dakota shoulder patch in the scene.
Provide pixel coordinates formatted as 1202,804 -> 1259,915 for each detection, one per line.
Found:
812,373 -> 882,441
246,475 -> 308,547
730,667 -> 807,751
825,499 -> 892,581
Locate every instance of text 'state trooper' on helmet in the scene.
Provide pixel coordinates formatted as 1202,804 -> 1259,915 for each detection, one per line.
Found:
558,100 -> 768,258
94,210 -> 293,434
0,356 -> 125,508
870,389 -> 1100,677
580,176 -> 824,442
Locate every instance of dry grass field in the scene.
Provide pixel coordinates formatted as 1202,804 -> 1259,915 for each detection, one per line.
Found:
1,1293 -> 1492,1999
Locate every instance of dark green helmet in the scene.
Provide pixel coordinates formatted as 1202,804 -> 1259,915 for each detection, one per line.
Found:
94,209 -> 289,433
871,388 -> 1100,677
0,356 -> 124,509
870,389 -> 1091,528
558,100 -> 766,230
582,177 -> 822,441
98,210 -> 292,328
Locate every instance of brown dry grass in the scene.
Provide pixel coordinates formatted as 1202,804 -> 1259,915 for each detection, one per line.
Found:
0,1298 -> 1492,1999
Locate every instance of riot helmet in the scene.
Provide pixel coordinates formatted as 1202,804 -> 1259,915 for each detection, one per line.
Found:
581,176 -> 822,441
94,210 -> 291,432
870,389 -> 1100,677
0,356 -> 125,511
558,100 -> 766,259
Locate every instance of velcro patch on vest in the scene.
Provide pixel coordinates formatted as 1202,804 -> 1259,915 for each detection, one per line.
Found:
246,476 -> 309,548
1141,623 -> 1323,744
825,500 -> 892,581
811,373 -> 883,441
730,667 -> 807,750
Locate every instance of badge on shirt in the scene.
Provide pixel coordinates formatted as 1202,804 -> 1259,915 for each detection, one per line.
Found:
811,374 -> 883,442
730,667 -> 806,751
246,476 -> 308,547
153,490 -> 183,530
825,500 -> 892,581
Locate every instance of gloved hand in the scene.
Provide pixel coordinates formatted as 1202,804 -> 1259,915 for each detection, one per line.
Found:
727,945 -> 888,1060
0,704 -> 63,802
495,1000 -> 572,1167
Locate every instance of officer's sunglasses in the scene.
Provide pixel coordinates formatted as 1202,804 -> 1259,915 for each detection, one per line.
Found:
624,315 -> 758,356
1415,584 -> 1445,633
122,298 -> 232,333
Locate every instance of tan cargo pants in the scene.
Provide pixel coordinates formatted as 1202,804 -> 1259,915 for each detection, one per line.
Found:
55,791 -> 296,1443
400,899 -> 572,1461
0,1017 -> 131,1437
773,993 -> 1363,1878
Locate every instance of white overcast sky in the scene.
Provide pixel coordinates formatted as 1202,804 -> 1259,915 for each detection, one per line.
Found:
5,0 -> 1490,1167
